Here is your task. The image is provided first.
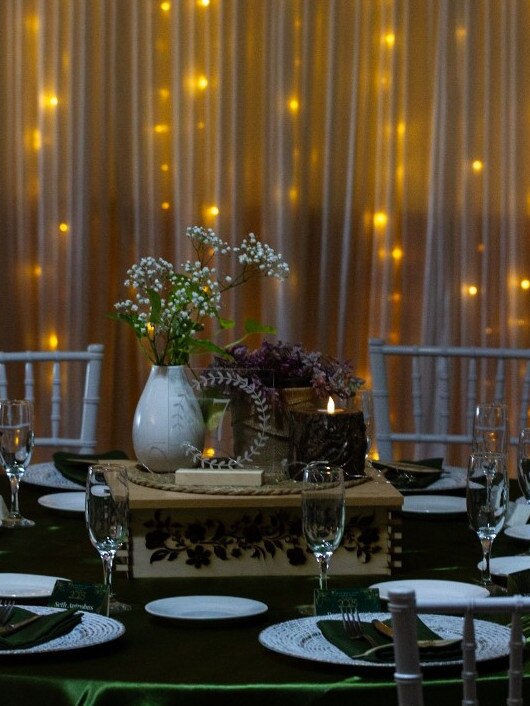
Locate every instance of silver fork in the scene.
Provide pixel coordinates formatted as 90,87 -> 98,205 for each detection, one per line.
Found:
0,600 -> 15,627
340,601 -> 379,648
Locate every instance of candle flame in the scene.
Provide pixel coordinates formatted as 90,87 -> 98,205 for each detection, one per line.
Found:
327,397 -> 335,414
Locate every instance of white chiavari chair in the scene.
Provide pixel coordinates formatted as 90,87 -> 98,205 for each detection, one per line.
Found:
0,343 -> 104,453
388,587 -> 530,706
369,338 -> 530,464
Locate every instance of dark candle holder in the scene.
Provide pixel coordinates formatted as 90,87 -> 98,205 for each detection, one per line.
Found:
288,406 -> 367,479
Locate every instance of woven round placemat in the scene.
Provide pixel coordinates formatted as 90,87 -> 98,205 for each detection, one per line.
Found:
126,465 -> 369,496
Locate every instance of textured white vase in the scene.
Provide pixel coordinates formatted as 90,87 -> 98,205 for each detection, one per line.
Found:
132,365 -> 205,472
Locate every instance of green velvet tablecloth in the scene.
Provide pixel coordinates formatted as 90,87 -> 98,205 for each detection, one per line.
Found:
0,472 -> 528,706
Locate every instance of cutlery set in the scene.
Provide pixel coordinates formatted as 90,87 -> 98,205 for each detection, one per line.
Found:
0,599 -> 41,637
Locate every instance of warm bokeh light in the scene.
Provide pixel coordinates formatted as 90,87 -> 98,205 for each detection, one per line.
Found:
32,129 -> 41,151
42,93 -> 59,108
197,0 -> 210,6
48,333 -> 59,350
159,87 -> 170,99
289,187 -> 298,202
288,97 -> 299,113
391,247 -> 403,261
160,163 -> 169,172
373,211 -> 388,228
472,159 -> 483,173
384,32 -> 396,47
202,447 -> 216,458
521,279 -> 530,290
160,2 -> 171,12
161,201 -> 170,210
154,124 -> 169,134
206,205 -> 220,217
59,222 -> 69,233
196,74 -> 209,90
468,285 -> 478,296
33,265 -> 42,278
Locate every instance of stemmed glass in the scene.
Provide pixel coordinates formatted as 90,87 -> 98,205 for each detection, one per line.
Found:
472,402 -> 509,453
356,389 -> 375,463
85,464 -> 131,615
301,461 -> 345,590
466,451 -> 508,587
517,428 -> 530,502
0,399 -> 35,528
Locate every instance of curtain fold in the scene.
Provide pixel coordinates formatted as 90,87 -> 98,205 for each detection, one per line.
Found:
1,0 -> 529,454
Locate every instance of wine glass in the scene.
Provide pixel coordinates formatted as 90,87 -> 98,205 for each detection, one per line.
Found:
301,461 -> 345,590
472,402 -> 509,454
517,428 -> 530,502
356,389 -> 375,463
86,464 -> 131,615
0,399 -> 35,528
466,451 -> 508,587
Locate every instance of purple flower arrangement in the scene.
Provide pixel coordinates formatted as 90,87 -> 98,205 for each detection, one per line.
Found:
211,340 -> 364,401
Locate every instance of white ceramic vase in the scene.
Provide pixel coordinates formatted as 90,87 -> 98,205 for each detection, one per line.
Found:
132,365 -> 205,472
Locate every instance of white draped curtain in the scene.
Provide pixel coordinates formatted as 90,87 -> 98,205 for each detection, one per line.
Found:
1,0 -> 529,455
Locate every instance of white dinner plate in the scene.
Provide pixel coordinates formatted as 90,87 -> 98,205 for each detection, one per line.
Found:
145,595 -> 268,621
505,525 -> 530,542
478,555 -> 530,577
369,579 -> 489,605
0,605 -> 125,655
258,612 -> 510,668
0,573 -> 69,598
38,492 -> 85,513
21,462 -> 84,490
401,495 -> 467,515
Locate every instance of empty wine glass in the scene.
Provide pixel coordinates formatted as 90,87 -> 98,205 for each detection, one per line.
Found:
517,428 -> 530,502
86,464 -> 131,615
466,451 -> 508,587
301,461 -> 345,590
0,399 -> 35,528
472,402 -> 509,454
356,389 -> 375,463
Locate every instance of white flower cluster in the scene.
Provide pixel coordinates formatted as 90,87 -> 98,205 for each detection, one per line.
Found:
112,226 -> 289,365
235,233 -> 290,280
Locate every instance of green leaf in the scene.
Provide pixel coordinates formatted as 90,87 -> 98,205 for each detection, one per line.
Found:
244,319 -> 277,334
188,339 -> 228,356
147,289 -> 162,323
218,317 -> 235,330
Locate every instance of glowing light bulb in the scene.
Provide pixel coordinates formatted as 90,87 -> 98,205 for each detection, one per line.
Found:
196,75 -> 209,90
288,97 -> 299,113
59,222 -> 69,233
373,211 -> 388,228
468,285 -> 478,296
521,279 -> 530,290
472,160 -> 483,173
391,247 -> 403,260
206,205 -> 220,217
48,334 -> 58,350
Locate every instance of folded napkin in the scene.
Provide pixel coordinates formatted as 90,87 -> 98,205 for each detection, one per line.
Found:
0,607 -> 82,650
372,458 -> 443,491
53,450 -> 129,486
317,616 -> 462,663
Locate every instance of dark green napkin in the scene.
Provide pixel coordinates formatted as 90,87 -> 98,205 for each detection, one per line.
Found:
53,450 -> 129,486
0,607 -> 82,650
317,617 -> 462,663
372,458 -> 443,490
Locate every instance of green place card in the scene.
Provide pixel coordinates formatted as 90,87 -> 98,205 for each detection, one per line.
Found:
48,580 -> 109,614
314,587 -> 381,615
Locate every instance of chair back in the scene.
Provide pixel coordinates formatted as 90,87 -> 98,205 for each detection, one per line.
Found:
368,338 -> 530,463
0,344 -> 104,453
388,587 -> 530,706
